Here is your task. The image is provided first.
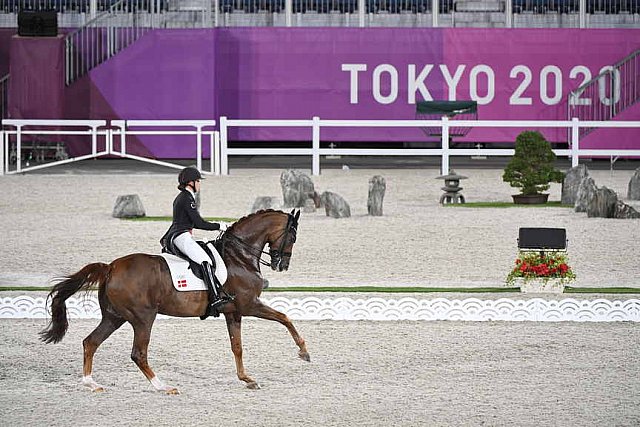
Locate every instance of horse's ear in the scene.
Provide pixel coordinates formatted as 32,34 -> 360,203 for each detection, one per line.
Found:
290,209 -> 295,215
294,209 -> 301,222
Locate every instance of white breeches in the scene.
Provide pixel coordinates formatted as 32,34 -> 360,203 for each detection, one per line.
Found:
173,232 -> 211,264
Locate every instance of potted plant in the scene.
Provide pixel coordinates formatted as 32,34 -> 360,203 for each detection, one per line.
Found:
505,251 -> 576,293
502,131 -> 565,204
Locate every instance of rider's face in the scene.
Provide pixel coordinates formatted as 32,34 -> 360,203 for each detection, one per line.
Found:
193,179 -> 201,192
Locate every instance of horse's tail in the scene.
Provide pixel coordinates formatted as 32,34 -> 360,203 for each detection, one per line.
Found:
40,262 -> 112,344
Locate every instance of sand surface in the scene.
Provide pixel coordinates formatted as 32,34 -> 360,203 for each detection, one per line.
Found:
0,319 -> 639,426
0,167 -> 638,289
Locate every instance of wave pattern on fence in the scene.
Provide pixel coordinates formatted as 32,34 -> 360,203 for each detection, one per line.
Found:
2,296 -> 639,322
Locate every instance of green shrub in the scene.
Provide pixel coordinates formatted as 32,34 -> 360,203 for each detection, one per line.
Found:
502,131 -> 564,195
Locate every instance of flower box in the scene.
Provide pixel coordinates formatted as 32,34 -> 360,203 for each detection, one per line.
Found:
514,277 -> 565,294
506,251 -> 576,293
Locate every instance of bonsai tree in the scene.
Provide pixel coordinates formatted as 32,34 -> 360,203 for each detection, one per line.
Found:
502,131 -> 564,195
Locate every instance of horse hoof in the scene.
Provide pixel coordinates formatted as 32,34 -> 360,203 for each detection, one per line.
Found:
299,351 -> 311,362
92,386 -> 106,393
247,382 -> 261,390
164,387 -> 180,395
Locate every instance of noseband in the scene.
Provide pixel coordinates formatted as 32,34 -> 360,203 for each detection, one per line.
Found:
222,213 -> 298,267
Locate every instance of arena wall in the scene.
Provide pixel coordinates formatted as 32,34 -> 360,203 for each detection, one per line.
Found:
7,27 -> 640,158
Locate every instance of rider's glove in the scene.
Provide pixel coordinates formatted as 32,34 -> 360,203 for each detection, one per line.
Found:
218,223 -> 228,232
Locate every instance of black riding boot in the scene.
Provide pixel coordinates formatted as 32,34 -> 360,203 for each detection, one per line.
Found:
199,261 -> 233,320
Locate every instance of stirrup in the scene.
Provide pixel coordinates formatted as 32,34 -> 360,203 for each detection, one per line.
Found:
199,295 -> 234,320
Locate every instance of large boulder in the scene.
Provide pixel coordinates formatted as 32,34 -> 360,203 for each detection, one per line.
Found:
112,194 -> 146,218
561,164 -> 589,205
574,176 -> 597,213
321,191 -> 351,218
251,196 -> 279,213
628,167 -> 640,200
614,201 -> 640,219
367,175 -> 386,216
280,170 -> 315,208
587,186 -> 618,218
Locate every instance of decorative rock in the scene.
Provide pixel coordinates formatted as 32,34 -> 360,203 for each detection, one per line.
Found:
574,176 -> 597,213
251,196 -> 278,213
303,198 -> 316,213
587,186 -> 618,218
112,194 -> 146,218
628,167 -> 640,200
561,164 -> 589,205
321,191 -> 351,218
614,201 -> 640,219
280,170 -> 315,208
368,175 -> 386,216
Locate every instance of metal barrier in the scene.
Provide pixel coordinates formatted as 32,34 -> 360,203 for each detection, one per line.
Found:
219,116 -> 640,175
568,49 -> 640,138
1,119 -> 219,175
64,0 -> 162,85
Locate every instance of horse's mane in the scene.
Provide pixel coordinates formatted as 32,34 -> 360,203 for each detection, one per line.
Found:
228,209 -> 286,233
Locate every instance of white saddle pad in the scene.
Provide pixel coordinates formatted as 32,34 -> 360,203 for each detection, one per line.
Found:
160,243 -> 228,292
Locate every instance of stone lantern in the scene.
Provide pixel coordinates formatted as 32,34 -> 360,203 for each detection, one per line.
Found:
435,170 -> 467,204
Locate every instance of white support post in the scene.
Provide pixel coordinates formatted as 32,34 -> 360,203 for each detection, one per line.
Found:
358,0 -> 365,27
571,117 -> 580,167
441,117 -> 450,175
121,122 -> 127,156
90,0 -> 97,19
312,116 -> 320,176
220,116 -> 228,175
432,0 -> 439,27
286,0 -> 293,27
213,131 -> 221,175
91,126 -> 97,156
504,0 -> 512,28
0,131 -> 4,175
16,125 -> 22,173
196,125 -> 203,172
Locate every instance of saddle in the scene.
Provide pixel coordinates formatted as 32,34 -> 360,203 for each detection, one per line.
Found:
161,238 -> 222,281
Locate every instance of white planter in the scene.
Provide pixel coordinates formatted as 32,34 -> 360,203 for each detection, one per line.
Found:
516,278 -> 566,294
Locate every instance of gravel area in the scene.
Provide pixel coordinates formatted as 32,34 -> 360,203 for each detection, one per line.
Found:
0,319 -> 639,426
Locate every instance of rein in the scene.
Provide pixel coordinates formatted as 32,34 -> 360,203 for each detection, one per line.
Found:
221,214 -> 298,267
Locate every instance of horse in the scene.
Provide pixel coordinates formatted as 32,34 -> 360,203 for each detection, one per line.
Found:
40,209 -> 308,393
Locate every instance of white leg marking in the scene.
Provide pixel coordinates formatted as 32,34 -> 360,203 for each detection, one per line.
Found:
82,375 -> 105,392
150,376 -> 179,394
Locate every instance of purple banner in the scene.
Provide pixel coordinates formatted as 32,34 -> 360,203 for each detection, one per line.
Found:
8,28 -> 640,158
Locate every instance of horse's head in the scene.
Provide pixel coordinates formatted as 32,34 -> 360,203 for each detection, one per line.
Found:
267,209 -> 300,271
225,209 -> 301,272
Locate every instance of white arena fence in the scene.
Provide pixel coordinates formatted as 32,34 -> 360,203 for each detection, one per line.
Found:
0,119 -> 219,175
2,117 -> 640,176
1,295 -> 639,322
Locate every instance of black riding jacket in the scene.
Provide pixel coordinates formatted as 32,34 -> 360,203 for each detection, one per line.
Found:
160,189 -> 221,246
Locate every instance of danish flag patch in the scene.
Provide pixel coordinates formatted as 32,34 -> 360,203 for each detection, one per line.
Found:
177,278 -> 188,288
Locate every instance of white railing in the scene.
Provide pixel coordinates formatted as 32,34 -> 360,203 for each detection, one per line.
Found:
2,117 -> 640,176
219,116 -> 640,175
1,119 -> 219,175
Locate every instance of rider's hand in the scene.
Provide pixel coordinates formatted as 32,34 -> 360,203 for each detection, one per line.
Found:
218,223 -> 228,232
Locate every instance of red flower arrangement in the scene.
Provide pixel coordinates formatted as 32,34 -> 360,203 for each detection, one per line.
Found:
506,251 -> 576,286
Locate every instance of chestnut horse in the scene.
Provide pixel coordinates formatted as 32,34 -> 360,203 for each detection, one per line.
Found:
40,209 -> 308,393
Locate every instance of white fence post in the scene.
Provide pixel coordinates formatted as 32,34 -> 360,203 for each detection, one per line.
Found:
441,116 -> 450,175
220,116 -> 228,175
312,116 -> 320,176
16,125 -> 22,173
196,125 -> 203,172
571,117 -> 580,168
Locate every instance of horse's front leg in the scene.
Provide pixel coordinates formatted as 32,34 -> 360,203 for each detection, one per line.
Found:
224,313 -> 260,390
250,301 -> 310,362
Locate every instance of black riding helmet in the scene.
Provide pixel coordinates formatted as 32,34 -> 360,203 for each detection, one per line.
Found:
178,166 -> 204,186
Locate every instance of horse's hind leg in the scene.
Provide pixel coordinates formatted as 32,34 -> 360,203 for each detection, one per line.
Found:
224,313 -> 260,389
129,313 -> 179,395
82,311 -> 125,392
251,302 -> 310,362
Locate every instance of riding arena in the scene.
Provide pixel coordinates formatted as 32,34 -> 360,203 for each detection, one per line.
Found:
1,1 -> 640,426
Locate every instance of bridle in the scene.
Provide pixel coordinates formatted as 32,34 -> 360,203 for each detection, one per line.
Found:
222,213 -> 298,268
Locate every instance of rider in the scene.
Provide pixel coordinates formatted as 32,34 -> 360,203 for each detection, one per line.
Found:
161,166 -> 233,319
